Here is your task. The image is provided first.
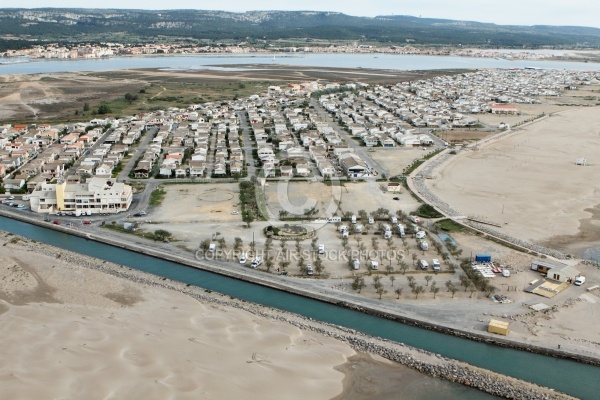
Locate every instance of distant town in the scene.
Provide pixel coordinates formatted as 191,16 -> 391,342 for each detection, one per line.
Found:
1,42 -> 557,61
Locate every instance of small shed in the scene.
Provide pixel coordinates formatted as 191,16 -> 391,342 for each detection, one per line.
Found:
475,254 -> 492,262
488,319 -> 509,336
546,265 -> 581,283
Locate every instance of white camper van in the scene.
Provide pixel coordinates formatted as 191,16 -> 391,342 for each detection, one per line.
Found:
368,260 -> 379,270
351,215 -> 357,224
419,259 -> 429,270
352,259 -> 360,270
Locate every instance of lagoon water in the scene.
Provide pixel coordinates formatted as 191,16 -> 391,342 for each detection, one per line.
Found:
1,216 -> 598,399
1,53 -> 599,76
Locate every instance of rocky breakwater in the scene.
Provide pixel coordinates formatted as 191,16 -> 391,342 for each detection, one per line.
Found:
12,234 -> 575,400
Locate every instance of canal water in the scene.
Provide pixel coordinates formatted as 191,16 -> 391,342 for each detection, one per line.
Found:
1,216 -> 598,399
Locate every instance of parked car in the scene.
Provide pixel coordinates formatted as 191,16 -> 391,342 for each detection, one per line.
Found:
82,220 -> 92,225
574,276 -> 586,286
419,259 -> 429,270
239,253 -> 247,264
432,259 -> 441,271
44,217 -> 51,222
53,220 -> 61,225
306,265 -> 314,275
415,231 -> 426,239
318,244 -> 325,254
251,257 -> 262,268
231,210 -> 239,215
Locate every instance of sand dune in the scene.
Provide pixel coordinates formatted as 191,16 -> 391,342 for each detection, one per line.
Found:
0,237 -> 354,400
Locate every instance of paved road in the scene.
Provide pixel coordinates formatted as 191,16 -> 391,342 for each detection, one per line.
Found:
309,98 -> 388,177
118,127 -> 157,181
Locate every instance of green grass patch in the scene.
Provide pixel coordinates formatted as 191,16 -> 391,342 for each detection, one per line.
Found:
149,186 -> 167,207
434,219 -> 465,233
416,204 -> 444,219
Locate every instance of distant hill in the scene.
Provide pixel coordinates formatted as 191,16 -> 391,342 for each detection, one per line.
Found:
1,8 -> 599,50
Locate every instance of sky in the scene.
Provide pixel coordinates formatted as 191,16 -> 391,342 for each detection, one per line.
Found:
4,0 -> 600,29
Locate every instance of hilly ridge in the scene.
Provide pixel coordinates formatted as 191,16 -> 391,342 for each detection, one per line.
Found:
1,8 -> 600,50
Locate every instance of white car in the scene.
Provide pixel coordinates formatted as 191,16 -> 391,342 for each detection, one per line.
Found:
574,276 -> 586,286
415,231 -> 426,239
318,244 -> 325,254
239,253 -> 247,264
231,210 -> 239,215
501,269 -> 510,277
306,265 -> 314,275
251,257 -> 262,268
432,259 -> 441,271
368,217 -> 374,224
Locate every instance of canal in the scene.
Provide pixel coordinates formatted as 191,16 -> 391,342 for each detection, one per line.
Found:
1,216 -> 598,399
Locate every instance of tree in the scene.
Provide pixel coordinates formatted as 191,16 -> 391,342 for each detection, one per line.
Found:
412,253 -> 418,266
97,104 -> 112,114
352,277 -> 365,293
376,287 -> 387,299
311,237 -> 318,252
372,275 -> 382,289
265,256 -> 274,272
406,275 -> 416,289
297,257 -> 306,274
279,209 -> 289,219
199,239 -> 211,252
124,93 -> 138,103
430,282 -> 440,299
83,102 -> 90,112
371,236 -> 379,251
217,237 -> 226,250
243,210 -> 254,227
314,256 -> 324,275
399,261 -> 409,275
460,274 -> 471,292
233,237 -> 243,252
484,284 -> 497,298
395,287 -> 403,299
385,263 -> 394,275
445,280 -> 453,292
295,238 -> 302,253
424,275 -> 432,286
389,275 -> 396,287
449,284 -> 458,298
154,229 -> 172,242
468,282 -> 477,298
413,285 -> 424,299
279,260 -> 290,271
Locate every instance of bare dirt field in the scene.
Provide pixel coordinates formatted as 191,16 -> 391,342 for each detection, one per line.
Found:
0,66 -> 465,122
426,106 -> 600,253
368,147 -> 433,178
0,73 -> 144,121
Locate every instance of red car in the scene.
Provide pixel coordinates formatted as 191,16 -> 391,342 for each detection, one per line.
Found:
53,220 -> 61,225
82,220 -> 92,225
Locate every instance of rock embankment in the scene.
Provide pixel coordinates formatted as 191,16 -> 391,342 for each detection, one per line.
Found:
11,234 -> 575,400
